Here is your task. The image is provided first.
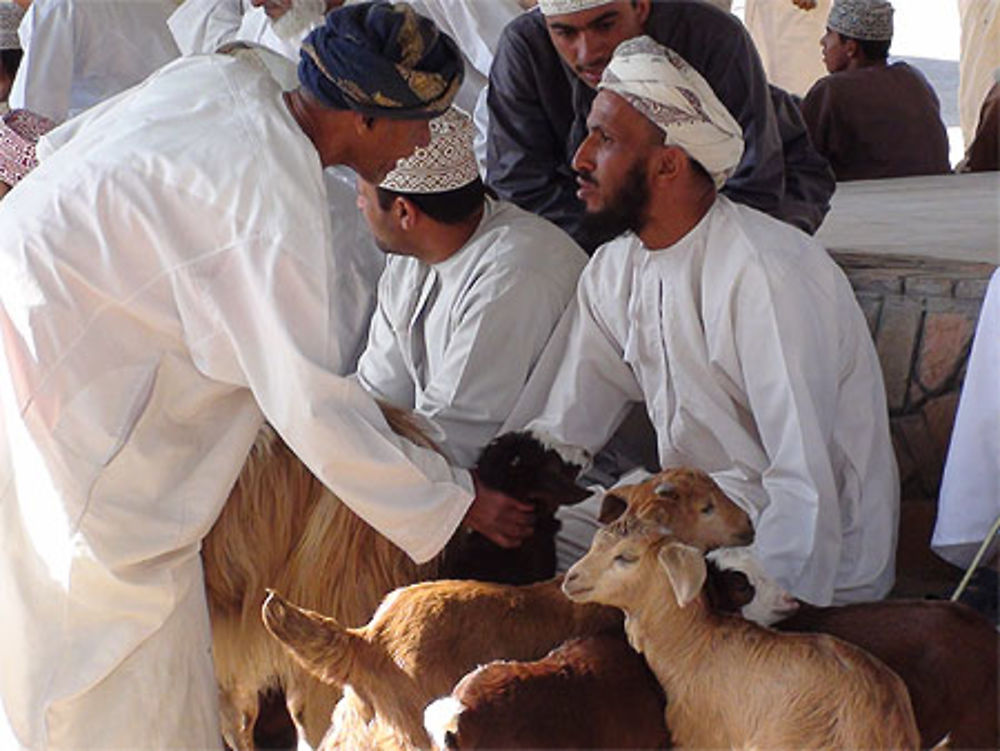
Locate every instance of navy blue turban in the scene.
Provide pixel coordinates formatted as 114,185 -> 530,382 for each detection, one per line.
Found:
299,1 -> 463,119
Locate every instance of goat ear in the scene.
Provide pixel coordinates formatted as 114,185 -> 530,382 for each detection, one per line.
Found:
657,542 -> 707,608
598,492 -> 629,524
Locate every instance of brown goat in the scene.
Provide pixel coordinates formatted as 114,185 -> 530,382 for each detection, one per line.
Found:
202,404 -> 441,749
423,634 -> 669,750
564,531 -> 922,750
598,467 -> 755,549
261,579 -> 622,749
708,547 -> 999,750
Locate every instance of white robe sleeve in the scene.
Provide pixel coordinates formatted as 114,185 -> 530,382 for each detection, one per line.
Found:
728,261 -> 845,604
9,0 -> 75,123
168,0 -> 245,54
509,263 -> 644,456
356,281 -> 418,410
180,234 -> 473,564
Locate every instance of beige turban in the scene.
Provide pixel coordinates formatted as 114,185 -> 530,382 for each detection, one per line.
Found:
537,0 -> 615,16
1,2 -> 25,51
598,35 -> 744,189
379,107 -> 479,194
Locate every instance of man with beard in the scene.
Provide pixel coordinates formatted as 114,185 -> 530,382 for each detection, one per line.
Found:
506,36 -> 899,607
486,0 -> 834,254
0,5 -> 531,748
355,107 -> 586,470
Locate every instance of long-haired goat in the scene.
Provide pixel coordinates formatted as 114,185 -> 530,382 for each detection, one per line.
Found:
260,466 -> 754,750
423,634 -> 669,750
709,546 -> 999,750
563,529 -> 922,750
443,430 -> 592,584
202,404 -> 442,749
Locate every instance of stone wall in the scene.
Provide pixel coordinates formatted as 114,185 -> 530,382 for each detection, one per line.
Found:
833,252 -> 995,503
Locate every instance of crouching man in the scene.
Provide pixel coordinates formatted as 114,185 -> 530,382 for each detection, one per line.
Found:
355,106 -> 587,471
0,3 -> 528,749
508,36 -> 899,606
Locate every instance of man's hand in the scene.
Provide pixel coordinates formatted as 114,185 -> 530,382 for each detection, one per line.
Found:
464,471 -> 536,548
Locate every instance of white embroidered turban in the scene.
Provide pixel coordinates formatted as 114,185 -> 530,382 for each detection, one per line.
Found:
1,2 -> 25,51
537,0 -> 615,16
379,107 -> 479,194
827,0 -> 894,42
598,35 -> 744,189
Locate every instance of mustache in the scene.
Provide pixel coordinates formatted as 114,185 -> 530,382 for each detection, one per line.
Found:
576,170 -> 597,185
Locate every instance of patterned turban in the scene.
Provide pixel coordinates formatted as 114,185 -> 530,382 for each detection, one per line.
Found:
379,107 -> 478,193
1,2 -> 25,51
827,0 -> 894,42
537,0 -> 614,15
598,36 -> 744,190
299,1 -> 463,119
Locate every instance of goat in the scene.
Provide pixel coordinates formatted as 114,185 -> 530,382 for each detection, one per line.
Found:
598,467 -> 755,548
261,578 -> 621,749
710,546 -> 999,750
442,430 -> 592,584
202,403 -> 442,750
423,634 -> 668,750
260,465 -> 754,749
563,527 -> 922,750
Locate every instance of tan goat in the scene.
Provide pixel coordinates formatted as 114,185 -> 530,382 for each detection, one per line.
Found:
563,529 -> 922,750
260,465 -> 755,750
202,404 -> 441,750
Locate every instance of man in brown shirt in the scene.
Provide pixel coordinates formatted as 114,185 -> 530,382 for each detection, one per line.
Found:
801,0 -> 950,181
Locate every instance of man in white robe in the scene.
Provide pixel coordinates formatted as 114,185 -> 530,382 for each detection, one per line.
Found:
355,108 -> 587,469
10,0 -> 179,123
0,5 -> 531,748
932,268 -> 1000,570
508,36 -> 899,606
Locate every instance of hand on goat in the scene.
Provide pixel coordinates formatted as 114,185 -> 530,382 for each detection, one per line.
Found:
465,471 -> 536,548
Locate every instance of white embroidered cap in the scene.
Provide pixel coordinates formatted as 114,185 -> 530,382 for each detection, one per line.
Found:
1,2 -> 25,51
537,0 -> 615,16
379,107 -> 479,194
827,0 -> 894,42
598,36 -> 745,189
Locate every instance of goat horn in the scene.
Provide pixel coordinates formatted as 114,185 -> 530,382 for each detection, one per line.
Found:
655,482 -> 676,496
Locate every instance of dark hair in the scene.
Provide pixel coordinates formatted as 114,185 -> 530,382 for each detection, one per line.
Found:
376,178 -> 486,225
838,33 -> 891,61
1,49 -> 23,81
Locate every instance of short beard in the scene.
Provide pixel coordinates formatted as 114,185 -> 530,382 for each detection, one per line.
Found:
580,160 -> 651,240
270,0 -> 325,43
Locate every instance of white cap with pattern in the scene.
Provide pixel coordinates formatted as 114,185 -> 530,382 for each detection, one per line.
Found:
537,0 -> 615,16
379,107 -> 479,194
827,0 -> 894,42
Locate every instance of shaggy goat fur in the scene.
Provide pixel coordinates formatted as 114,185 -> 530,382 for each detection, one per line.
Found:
563,533 -> 921,750
442,430 -> 592,584
202,404 -> 441,749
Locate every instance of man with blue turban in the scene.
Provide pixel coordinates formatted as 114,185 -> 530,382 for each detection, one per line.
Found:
0,4 -> 533,749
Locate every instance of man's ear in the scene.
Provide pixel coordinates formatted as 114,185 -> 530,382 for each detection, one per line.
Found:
651,145 -> 683,184
634,0 -> 652,25
844,38 -> 861,60
395,196 -> 418,231
354,112 -> 377,136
